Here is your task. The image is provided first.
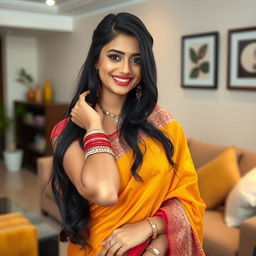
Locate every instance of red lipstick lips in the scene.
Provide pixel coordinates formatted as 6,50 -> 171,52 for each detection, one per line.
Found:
111,75 -> 133,86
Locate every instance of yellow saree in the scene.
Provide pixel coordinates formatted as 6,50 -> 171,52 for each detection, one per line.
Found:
66,105 -> 205,255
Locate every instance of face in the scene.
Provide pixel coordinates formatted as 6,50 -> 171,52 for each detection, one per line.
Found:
96,33 -> 142,97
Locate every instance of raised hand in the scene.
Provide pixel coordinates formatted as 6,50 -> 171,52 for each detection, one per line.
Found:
70,91 -> 103,130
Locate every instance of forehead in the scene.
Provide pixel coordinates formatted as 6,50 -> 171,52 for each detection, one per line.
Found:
102,34 -> 140,54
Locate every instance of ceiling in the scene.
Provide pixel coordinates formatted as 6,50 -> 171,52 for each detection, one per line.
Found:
0,0 -> 137,17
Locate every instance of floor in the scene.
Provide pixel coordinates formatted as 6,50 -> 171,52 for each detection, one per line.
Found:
0,160 -> 68,256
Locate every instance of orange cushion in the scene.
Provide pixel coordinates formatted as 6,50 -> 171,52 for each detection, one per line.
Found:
0,212 -> 38,256
198,147 -> 240,209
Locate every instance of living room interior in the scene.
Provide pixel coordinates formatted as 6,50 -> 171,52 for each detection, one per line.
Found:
0,0 -> 256,256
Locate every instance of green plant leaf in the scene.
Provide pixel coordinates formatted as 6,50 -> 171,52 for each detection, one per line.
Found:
199,62 -> 209,73
190,67 -> 199,78
190,48 -> 198,63
198,44 -> 208,59
16,68 -> 34,88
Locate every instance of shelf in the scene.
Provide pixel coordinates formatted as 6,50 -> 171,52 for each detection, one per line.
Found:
14,101 -> 68,172
18,144 -> 46,156
20,123 -> 45,133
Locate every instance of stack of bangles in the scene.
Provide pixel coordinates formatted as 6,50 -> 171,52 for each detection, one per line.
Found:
145,217 -> 165,256
83,129 -> 114,158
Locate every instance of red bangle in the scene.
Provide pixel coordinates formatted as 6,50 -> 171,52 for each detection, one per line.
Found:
84,142 -> 112,152
84,137 -> 110,146
84,133 -> 109,141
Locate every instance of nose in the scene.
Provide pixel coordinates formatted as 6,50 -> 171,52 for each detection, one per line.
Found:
119,58 -> 131,75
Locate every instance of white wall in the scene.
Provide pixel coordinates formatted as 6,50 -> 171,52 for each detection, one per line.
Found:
3,35 -> 38,148
37,0 -> 256,151
4,35 -> 38,115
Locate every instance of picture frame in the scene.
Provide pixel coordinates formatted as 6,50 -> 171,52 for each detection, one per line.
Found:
227,26 -> 256,90
181,32 -> 219,89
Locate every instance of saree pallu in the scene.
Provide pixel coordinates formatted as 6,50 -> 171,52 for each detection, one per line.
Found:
59,105 -> 205,256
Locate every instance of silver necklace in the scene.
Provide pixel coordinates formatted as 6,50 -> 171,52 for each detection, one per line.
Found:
99,105 -> 122,126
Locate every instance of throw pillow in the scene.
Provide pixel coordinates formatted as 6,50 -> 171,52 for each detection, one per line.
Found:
225,166 -> 256,227
197,146 -> 240,209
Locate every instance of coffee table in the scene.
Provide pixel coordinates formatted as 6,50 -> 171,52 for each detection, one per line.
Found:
0,197 -> 59,256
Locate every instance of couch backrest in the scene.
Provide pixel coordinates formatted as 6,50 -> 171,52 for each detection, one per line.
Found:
187,138 -> 254,176
239,150 -> 256,176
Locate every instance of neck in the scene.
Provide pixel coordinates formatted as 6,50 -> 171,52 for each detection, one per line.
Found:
99,89 -> 126,115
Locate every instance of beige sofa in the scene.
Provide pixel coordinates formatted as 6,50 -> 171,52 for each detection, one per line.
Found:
37,138 -> 256,256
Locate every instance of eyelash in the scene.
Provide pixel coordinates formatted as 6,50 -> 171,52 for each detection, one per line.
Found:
107,54 -> 141,65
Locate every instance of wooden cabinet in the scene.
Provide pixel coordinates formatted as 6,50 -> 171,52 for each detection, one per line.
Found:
14,101 -> 68,172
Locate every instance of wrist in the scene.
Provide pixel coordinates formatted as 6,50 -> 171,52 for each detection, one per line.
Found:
143,219 -> 155,239
146,217 -> 158,239
87,122 -> 103,131
150,234 -> 169,252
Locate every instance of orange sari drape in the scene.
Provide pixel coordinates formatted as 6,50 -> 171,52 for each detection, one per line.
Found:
52,105 -> 205,256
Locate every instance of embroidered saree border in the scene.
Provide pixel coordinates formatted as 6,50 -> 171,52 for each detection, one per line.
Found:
155,198 -> 205,256
110,105 -> 175,160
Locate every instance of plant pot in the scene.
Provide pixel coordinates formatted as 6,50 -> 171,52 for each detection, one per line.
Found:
3,149 -> 23,172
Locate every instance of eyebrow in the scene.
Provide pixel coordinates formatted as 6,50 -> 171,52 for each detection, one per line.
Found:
107,49 -> 140,56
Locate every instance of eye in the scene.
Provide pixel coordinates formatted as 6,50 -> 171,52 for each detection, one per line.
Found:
131,57 -> 141,65
107,54 -> 121,61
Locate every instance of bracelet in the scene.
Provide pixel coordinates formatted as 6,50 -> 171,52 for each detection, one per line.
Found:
85,146 -> 114,158
146,217 -> 158,239
146,246 -> 165,256
85,129 -> 107,137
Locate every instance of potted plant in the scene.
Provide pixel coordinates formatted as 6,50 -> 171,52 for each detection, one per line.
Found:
16,68 -> 36,102
0,104 -> 24,172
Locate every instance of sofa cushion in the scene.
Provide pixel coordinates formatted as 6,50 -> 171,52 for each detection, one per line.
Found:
239,150 -> 256,176
198,147 -> 240,209
225,166 -> 256,227
203,210 -> 239,256
188,138 -> 242,170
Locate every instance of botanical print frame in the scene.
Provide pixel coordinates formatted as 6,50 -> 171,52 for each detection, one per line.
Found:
228,26 -> 256,90
181,32 -> 219,89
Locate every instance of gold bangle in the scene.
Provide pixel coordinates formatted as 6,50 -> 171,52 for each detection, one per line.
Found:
146,246 -> 165,256
85,129 -> 107,137
146,217 -> 158,239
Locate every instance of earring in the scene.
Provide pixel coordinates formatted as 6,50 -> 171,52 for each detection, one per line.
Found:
136,84 -> 142,101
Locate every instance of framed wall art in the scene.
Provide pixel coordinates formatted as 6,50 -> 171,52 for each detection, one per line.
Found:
181,32 -> 219,89
228,26 -> 256,90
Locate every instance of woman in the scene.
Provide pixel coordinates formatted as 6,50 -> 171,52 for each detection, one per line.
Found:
50,12 -> 205,256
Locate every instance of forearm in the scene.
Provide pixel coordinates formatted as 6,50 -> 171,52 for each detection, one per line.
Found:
143,234 -> 168,256
81,152 -> 120,204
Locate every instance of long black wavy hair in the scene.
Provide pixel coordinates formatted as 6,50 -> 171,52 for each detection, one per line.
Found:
51,12 -> 176,249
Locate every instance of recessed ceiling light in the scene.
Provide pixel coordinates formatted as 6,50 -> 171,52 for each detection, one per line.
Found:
46,0 -> 56,6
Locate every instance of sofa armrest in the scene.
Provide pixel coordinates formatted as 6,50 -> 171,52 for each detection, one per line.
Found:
37,156 -> 53,196
239,215 -> 256,256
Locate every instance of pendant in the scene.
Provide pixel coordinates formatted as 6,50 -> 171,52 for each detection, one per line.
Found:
114,116 -> 122,126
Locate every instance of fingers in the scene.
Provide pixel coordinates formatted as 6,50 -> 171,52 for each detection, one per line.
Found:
99,240 -> 123,256
79,90 -> 90,101
106,242 -> 122,256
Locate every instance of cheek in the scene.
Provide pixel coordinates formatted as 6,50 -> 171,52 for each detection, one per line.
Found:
99,59 -> 115,73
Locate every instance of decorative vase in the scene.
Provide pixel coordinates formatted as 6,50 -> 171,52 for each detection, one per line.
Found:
43,79 -> 53,103
35,85 -> 43,103
26,89 -> 36,102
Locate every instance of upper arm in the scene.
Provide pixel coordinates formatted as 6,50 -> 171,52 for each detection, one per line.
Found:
51,136 -> 118,206
51,135 -> 89,198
